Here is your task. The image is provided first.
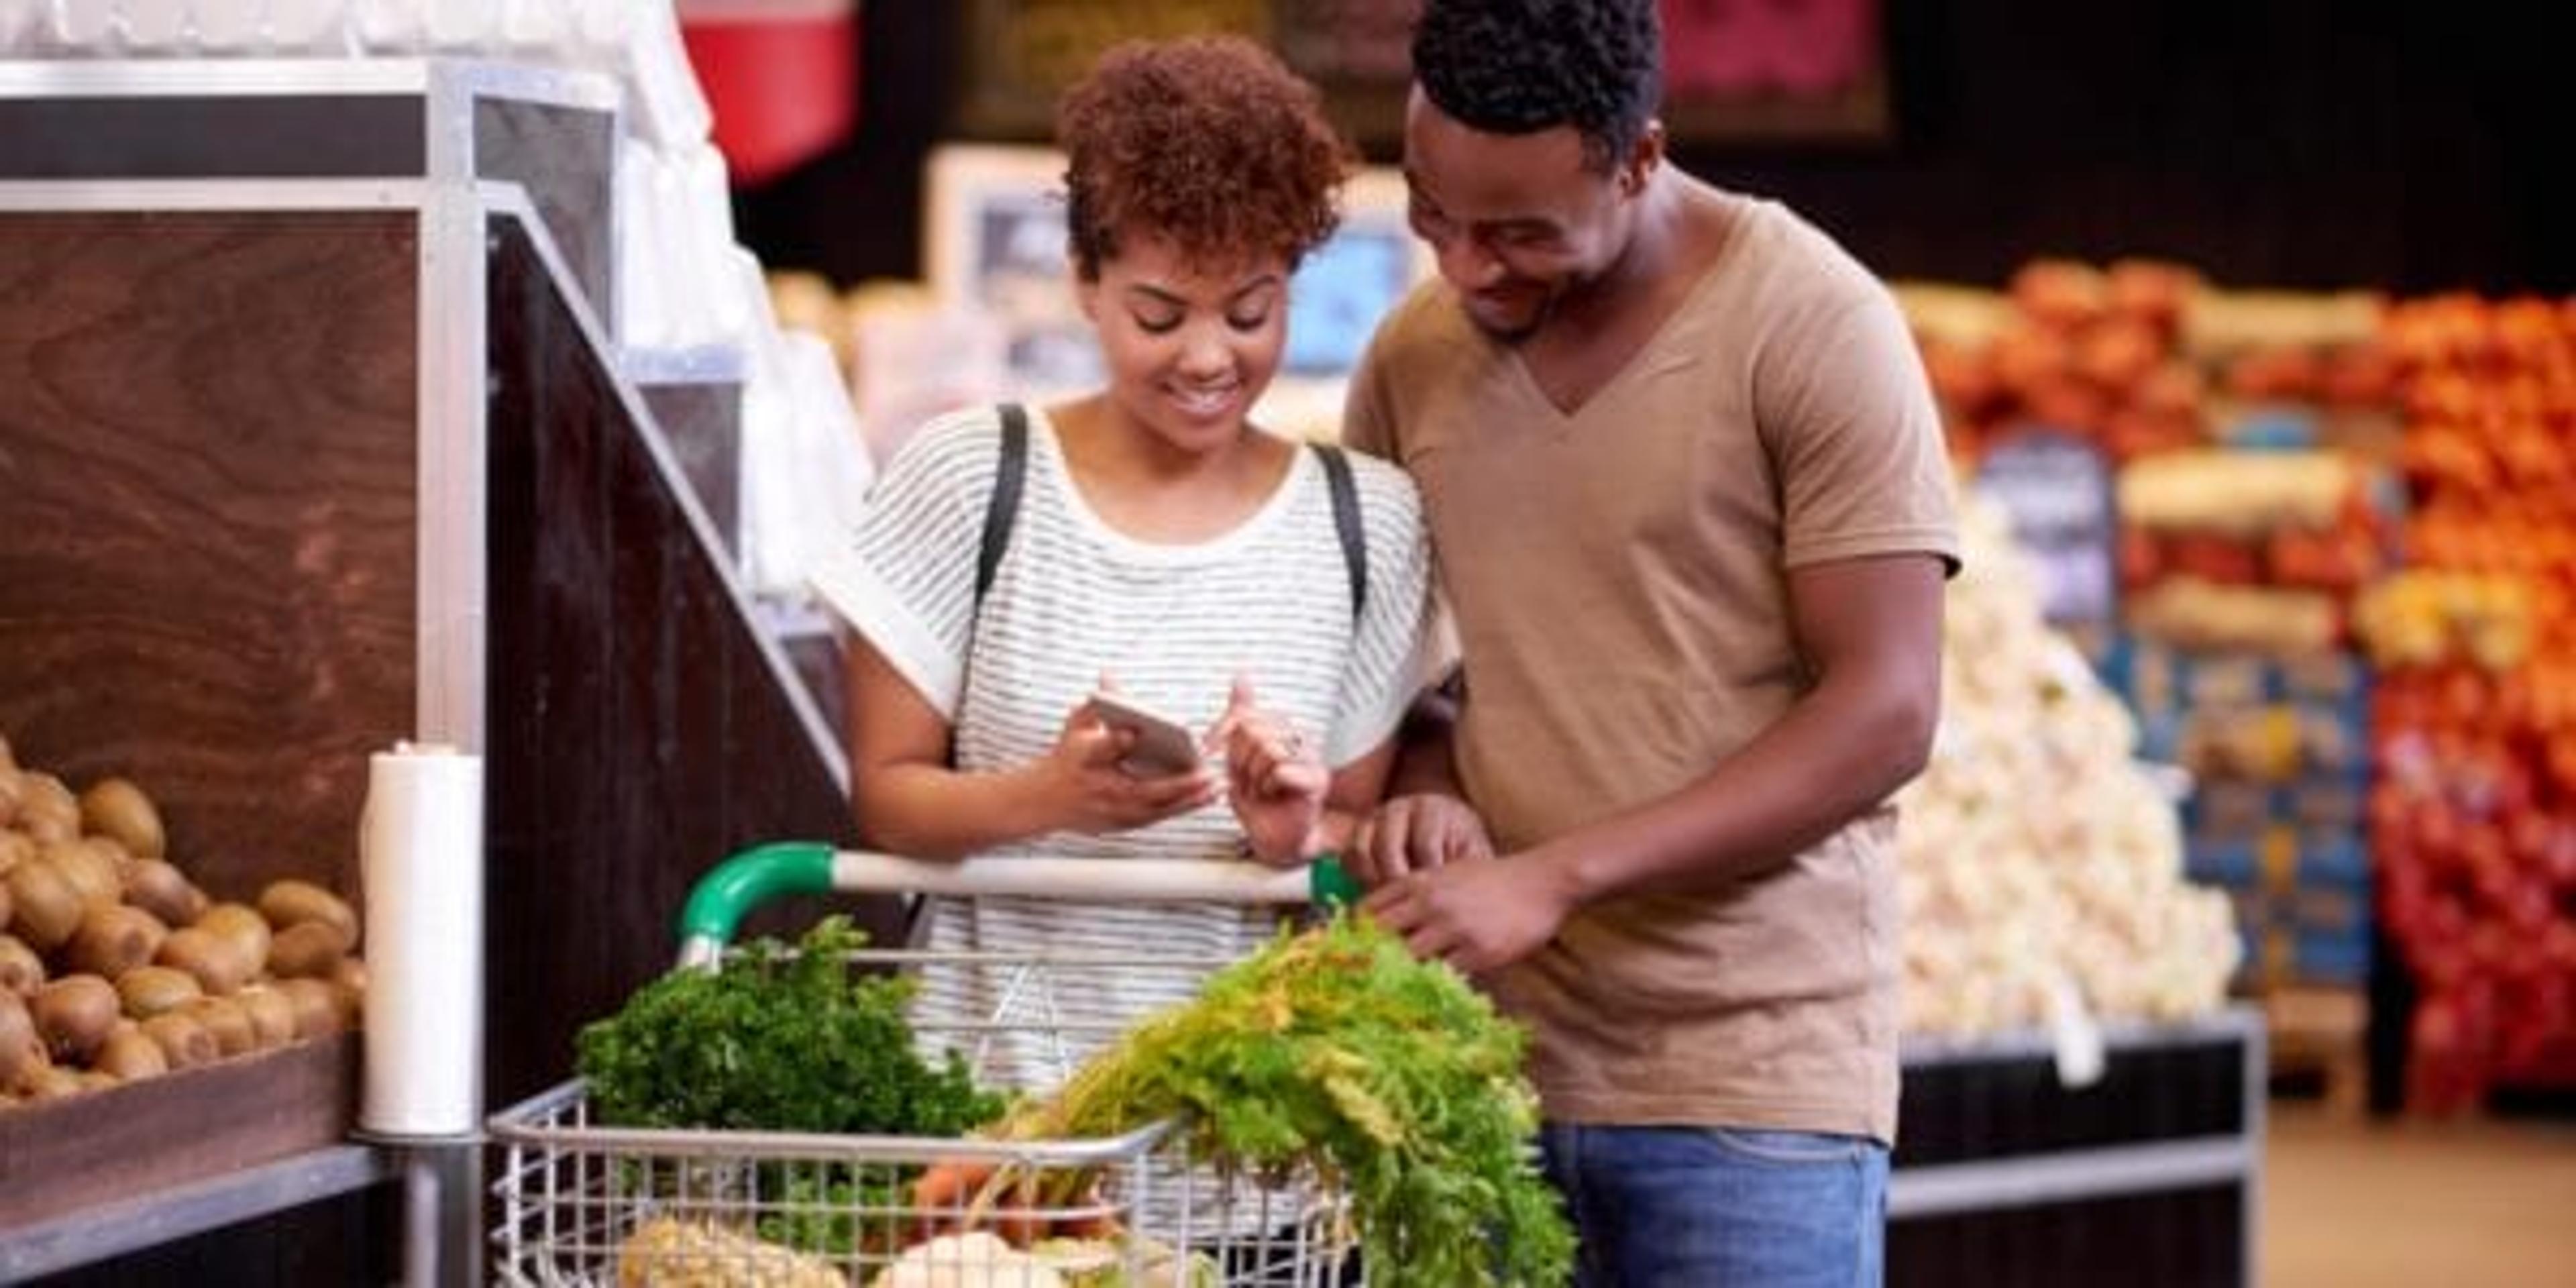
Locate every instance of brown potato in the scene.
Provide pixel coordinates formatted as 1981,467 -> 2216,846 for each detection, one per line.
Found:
94,1022 -> 168,1081
5,859 -> 84,953
0,991 -> 43,1093
36,841 -> 119,908
115,965 -> 203,1019
121,859 -> 207,928
156,926 -> 252,996
329,955 -> 368,1001
78,835 -> 134,883
328,957 -> 367,1030
277,977 -> 343,1040
193,903 -> 270,973
32,975 -> 119,1063
0,829 -> 32,878
13,773 -> 79,844
77,777 -> 165,861
264,920 -> 348,979
0,771 -> 19,833
256,880 -> 359,950
0,936 -> 43,1000
25,1063 -> 85,1101
138,1011 -> 216,1070
182,996 -> 256,1059
67,904 -> 168,980
232,985 -> 298,1048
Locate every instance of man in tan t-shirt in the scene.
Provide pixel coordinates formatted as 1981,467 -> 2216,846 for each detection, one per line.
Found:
1342,3 -> 1957,1285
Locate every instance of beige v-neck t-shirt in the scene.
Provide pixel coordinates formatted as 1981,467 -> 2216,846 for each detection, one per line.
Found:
1344,196 -> 1958,1142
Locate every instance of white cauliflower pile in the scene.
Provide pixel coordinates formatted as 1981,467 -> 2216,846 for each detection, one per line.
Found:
1897,494 -> 2241,1037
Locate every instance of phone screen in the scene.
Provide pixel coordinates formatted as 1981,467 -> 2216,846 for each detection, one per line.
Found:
1084,695 -> 1201,775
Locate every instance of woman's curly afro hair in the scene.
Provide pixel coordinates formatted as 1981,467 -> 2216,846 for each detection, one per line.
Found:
1412,0 -> 1662,171
1057,35 -> 1354,280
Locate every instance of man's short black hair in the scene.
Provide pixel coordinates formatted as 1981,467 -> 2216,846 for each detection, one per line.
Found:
1411,0 -> 1662,172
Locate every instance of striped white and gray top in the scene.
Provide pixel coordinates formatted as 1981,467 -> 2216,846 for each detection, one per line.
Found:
810,403 -> 1446,1093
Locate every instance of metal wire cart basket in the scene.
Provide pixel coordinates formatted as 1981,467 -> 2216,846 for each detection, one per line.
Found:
488,843 -> 1364,1287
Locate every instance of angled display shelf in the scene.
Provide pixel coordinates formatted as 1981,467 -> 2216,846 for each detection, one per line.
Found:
0,58 -> 863,1285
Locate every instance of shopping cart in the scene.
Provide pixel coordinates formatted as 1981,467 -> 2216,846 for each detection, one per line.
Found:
488,841 -> 1365,1287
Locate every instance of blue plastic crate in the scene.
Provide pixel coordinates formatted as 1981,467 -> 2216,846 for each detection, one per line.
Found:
2294,828 -> 2371,890
2275,651 -> 2369,703
2292,926 -> 2371,986
2219,407 -> 2326,451
2278,774 -> 2370,833
2187,837 -> 2262,888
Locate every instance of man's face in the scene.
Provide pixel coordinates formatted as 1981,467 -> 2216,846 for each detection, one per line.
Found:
1401,87 -> 1638,343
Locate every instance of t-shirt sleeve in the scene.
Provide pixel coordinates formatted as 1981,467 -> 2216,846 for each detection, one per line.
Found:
1326,466 -> 1453,765
806,409 -> 1000,716
1758,286 -> 1962,575
1340,321 -> 1398,462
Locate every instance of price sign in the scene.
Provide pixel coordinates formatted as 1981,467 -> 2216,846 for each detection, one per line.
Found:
1975,431 -> 2120,633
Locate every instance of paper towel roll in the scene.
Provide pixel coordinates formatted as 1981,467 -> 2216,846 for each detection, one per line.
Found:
359,742 -> 485,1137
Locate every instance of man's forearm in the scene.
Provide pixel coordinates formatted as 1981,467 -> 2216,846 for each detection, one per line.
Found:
1528,673 -> 1935,908
1385,686 -> 1466,798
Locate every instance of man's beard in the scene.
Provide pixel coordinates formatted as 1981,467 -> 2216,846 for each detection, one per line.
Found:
1466,282 -> 1564,345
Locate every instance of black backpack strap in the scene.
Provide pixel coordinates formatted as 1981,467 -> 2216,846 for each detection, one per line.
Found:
975,403 -> 1031,608
1312,442 -> 1368,622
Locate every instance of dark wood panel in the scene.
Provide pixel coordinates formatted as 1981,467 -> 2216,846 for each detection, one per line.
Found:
0,97 -> 425,180
636,381 -> 742,556
25,1185 -> 396,1288
480,217 -> 874,1108
0,211 -> 418,905
780,630 -> 849,761
1890,1183 -> 2243,1288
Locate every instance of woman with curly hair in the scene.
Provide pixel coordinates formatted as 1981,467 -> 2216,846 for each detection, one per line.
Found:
813,36 -> 1445,1083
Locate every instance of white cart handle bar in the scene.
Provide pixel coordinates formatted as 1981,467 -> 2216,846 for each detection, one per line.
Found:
675,841 -> 1361,969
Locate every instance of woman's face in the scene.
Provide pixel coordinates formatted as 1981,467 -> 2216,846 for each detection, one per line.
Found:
1077,232 -> 1290,454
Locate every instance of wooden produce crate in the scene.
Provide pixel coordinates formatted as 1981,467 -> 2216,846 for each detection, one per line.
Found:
0,1035 -> 358,1231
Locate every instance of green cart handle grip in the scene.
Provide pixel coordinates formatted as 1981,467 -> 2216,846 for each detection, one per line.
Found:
676,841 -> 836,967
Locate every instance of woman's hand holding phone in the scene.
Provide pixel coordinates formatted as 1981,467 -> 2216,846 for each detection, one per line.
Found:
1028,677 -> 1218,835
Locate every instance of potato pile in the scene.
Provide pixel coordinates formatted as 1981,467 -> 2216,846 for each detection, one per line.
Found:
0,732 -> 363,1107
1896,495 -> 2242,1037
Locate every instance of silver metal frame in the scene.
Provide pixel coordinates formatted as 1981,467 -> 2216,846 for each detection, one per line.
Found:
0,1146 -> 397,1283
0,178 -> 425,209
0,56 -> 619,109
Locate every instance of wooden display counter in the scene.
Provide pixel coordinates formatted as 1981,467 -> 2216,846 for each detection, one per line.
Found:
1,59 -> 861,1283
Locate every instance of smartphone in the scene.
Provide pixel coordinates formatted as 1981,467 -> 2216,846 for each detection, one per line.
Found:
1082,693 -> 1203,775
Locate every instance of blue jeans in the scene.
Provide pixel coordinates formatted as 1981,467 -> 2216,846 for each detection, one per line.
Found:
1538,1123 -> 1889,1287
